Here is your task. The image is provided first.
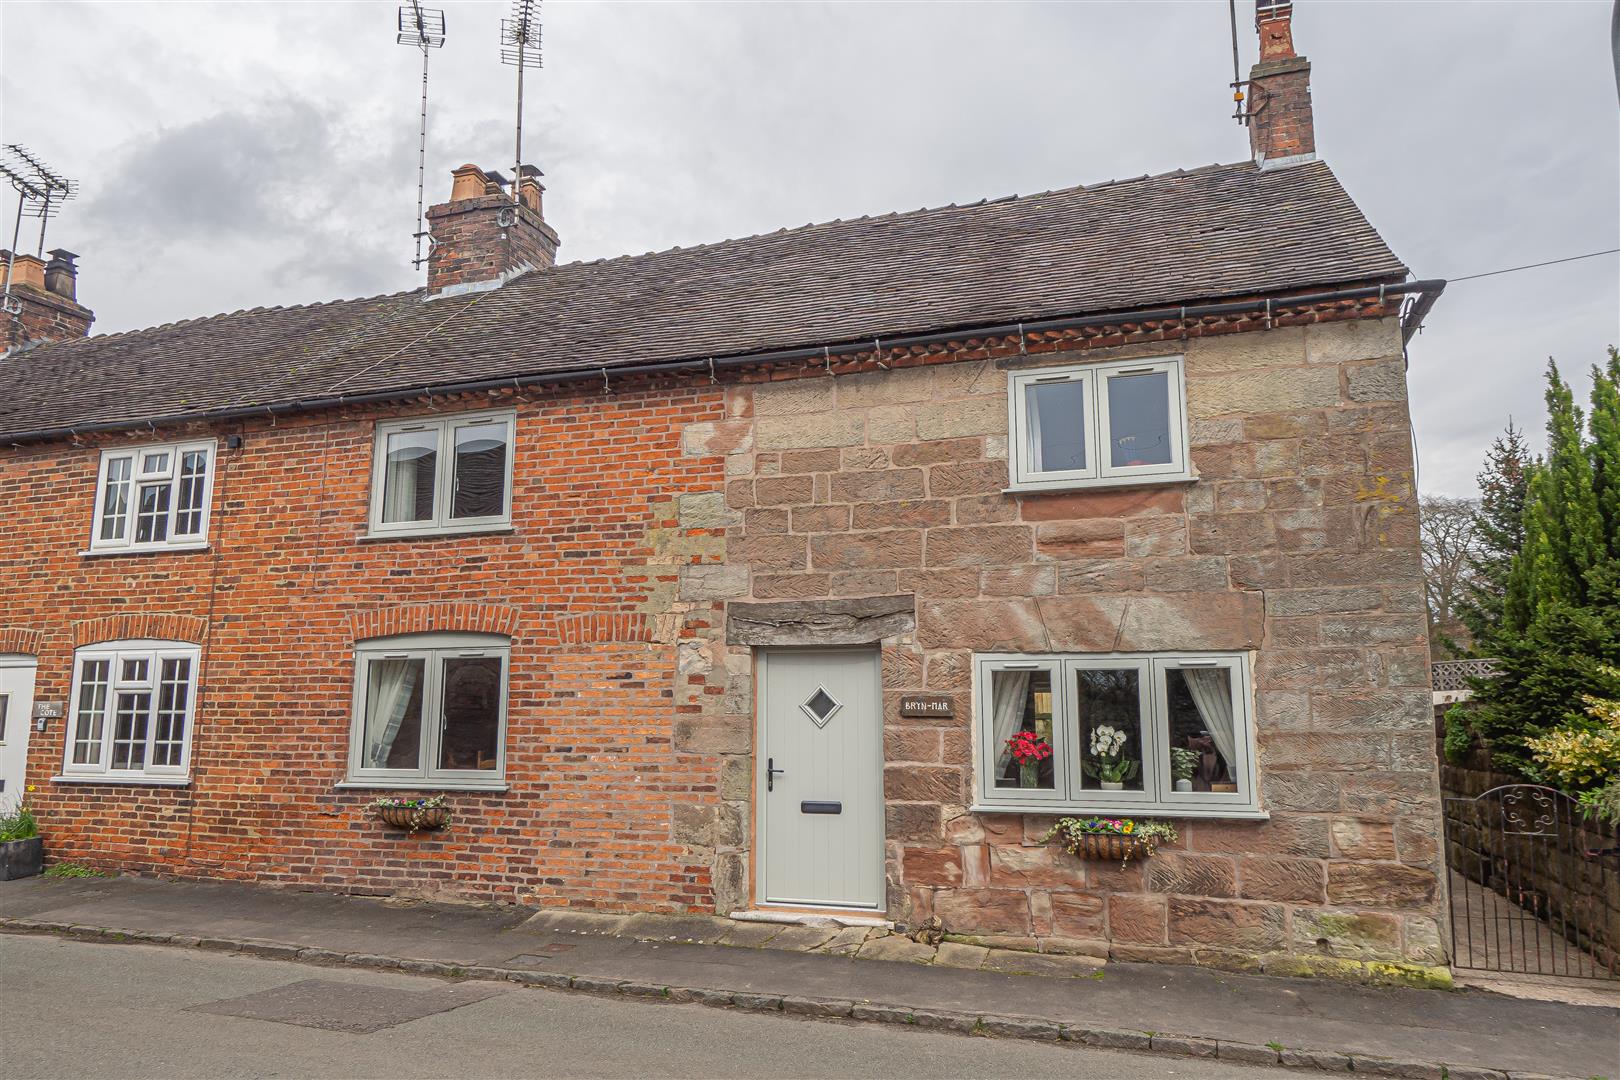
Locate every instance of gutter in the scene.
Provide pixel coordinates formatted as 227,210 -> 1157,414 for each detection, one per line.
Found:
4,278 -> 1445,446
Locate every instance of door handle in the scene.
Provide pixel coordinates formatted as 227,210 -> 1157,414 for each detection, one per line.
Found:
766,757 -> 785,792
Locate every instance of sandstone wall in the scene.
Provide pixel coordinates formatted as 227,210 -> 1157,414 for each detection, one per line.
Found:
688,316 -> 1447,976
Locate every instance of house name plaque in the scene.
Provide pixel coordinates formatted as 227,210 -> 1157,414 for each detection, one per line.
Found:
898,693 -> 954,718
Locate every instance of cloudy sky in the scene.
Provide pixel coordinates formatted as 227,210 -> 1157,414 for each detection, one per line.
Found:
2,1 -> 1615,495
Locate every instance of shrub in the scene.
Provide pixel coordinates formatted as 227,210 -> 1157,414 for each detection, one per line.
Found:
1525,675 -> 1620,790
0,802 -> 38,842
1443,705 -> 1475,765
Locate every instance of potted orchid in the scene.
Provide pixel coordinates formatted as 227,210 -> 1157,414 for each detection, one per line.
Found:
1005,730 -> 1052,788
1084,724 -> 1138,790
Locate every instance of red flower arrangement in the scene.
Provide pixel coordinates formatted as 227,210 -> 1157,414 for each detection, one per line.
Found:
1005,730 -> 1053,766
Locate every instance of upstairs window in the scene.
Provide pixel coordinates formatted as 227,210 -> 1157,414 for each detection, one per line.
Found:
61,640 -> 200,783
1008,357 -> 1191,491
974,652 -> 1258,817
91,440 -> 215,552
369,411 -> 515,537
346,633 -> 509,789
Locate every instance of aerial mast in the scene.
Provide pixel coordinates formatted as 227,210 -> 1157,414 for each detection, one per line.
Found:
396,1 -> 447,270
500,0 -> 542,205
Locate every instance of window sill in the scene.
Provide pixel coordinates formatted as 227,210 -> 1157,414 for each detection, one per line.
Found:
358,525 -> 515,543
51,774 -> 192,787
970,803 -> 1268,821
335,780 -> 509,793
79,543 -> 211,558
1005,473 -> 1198,496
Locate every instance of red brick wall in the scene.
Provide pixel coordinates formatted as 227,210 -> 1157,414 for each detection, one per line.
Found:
4,377 -> 730,908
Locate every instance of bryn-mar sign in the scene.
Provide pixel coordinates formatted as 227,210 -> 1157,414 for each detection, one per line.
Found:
898,693 -> 954,718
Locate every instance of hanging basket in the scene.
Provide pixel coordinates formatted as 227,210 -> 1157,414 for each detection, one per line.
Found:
1066,833 -> 1147,862
374,805 -> 451,831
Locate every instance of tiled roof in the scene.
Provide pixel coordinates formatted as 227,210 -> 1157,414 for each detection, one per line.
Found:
0,159 -> 1405,441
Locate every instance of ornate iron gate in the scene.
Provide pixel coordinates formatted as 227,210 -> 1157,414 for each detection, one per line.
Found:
1444,784 -> 1619,979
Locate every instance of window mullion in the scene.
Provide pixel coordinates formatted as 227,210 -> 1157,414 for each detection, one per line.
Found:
1057,660 -> 1081,800
1143,659 -> 1168,803
433,422 -> 453,528
422,649 -> 444,778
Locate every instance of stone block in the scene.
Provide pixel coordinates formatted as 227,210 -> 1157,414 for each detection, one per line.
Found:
1265,586 -> 1382,616
927,525 -> 1035,567
896,568 -> 978,599
1189,512 -> 1277,555
1142,555 -> 1228,592
1106,894 -> 1167,944
831,468 -> 925,503
752,573 -> 829,599
915,397 -> 1007,441
1146,853 -> 1237,898
852,499 -> 951,530
753,378 -> 835,415
842,446 -> 889,470
1303,317 -> 1401,364
886,803 -> 944,842
1189,816 -> 1330,858
1320,613 -> 1427,646
1256,649 -> 1378,690
1048,891 -> 1106,938
1292,908 -> 1401,959
836,366 -> 932,408
952,493 -> 1019,524
890,437 -> 983,467
1259,732 -> 1389,770
981,565 -> 1054,597
866,405 -> 916,444
1188,366 -> 1340,418
1167,897 -> 1286,950
902,846 -> 964,886
917,598 -> 1046,650
928,460 -> 1008,497
1330,817 -> 1397,860
728,534 -> 808,569
931,888 -> 1031,934
756,413 -> 863,450
755,475 -> 814,507
810,530 -> 922,570
1400,915 -> 1446,964
1187,325 -> 1306,371
1125,516 -> 1187,557
1055,559 -> 1147,593
885,727 -> 940,764
1310,690 -> 1433,731
925,651 -> 971,690
884,765 -> 965,804
1262,772 -> 1343,813
789,504 -> 851,533
745,507 -> 789,534
931,942 -> 989,970
1326,863 -> 1438,907
679,564 -> 749,601
1191,417 -> 1244,445
1238,856 -> 1326,902
1116,592 -> 1265,651
1018,485 -> 1185,520
1346,358 -> 1408,403
682,419 -> 755,457
779,448 -> 842,473
830,570 -> 899,596
1035,519 -> 1125,559
678,491 -> 743,529
1215,480 -> 1268,512
987,845 -> 1084,888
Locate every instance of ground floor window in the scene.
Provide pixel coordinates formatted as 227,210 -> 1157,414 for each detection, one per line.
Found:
346,633 -> 508,788
63,640 -> 200,781
973,652 -> 1258,816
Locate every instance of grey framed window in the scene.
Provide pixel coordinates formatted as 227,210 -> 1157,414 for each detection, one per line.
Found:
346,633 -> 509,790
90,440 -> 216,552
62,640 -> 199,782
1007,357 -> 1192,492
973,651 -> 1260,818
368,411 -> 515,537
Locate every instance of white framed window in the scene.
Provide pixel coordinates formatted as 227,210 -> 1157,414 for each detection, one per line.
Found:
1007,357 -> 1192,491
368,410 -> 515,537
90,440 -> 216,552
973,651 -> 1260,817
345,633 -> 509,789
60,640 -> 200,783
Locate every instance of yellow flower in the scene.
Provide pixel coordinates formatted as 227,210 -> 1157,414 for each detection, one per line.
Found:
1122,821 -> 1134,834
26,784 -> 35,792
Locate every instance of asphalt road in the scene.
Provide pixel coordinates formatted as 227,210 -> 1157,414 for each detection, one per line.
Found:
0,934 -> 1299,1079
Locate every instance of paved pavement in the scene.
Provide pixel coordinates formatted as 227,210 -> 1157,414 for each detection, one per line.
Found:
3,875 -> 1617,1078
4,935 -> 1289,1079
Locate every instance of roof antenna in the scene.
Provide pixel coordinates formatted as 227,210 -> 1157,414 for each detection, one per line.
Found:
396,2 -> 447,271
0,145 -> 77,315
1228,0 -> 1248,125
500,0 -> 542,206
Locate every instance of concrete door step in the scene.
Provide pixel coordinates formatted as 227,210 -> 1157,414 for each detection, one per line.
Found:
729,909 -> 891,929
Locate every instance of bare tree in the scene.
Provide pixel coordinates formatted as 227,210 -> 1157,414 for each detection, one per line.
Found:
1420,495 -> 1482,658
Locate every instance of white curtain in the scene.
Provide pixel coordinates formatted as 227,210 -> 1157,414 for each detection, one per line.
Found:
1183,668 -> 1237,776
990,670 -> 1031,772
365,659 -> 420,768
383,439 -> 435,523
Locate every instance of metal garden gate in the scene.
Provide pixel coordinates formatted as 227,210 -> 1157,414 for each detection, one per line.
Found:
1444,784 -> 1619,979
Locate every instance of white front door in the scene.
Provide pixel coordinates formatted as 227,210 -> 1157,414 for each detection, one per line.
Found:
756,647 -> 884,910
0,658 -> 38,810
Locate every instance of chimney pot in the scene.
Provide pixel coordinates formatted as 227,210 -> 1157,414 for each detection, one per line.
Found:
45,249 -> 79,300
3,252 -> 47,294
450,164 -> 491,203
425,163 -> 560,297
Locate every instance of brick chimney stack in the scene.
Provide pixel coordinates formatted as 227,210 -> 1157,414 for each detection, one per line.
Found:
425,163 -> 560,297
2,247 -> 94,354
1246,0 -> 1316,168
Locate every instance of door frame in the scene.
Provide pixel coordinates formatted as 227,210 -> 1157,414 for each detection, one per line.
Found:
752,645 -> 886,913
0,654 -> 39,808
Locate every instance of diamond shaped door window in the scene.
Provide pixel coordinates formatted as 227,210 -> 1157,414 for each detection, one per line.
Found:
799,687 -> 842,729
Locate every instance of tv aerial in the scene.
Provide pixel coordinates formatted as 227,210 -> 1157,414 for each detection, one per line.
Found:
396,1 -> 447,270
500,0 -> 542,206
0,145 -> 77,314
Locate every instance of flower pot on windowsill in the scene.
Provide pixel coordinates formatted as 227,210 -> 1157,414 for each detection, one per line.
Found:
1067,833 -> 1144,862
1099,780 -> 1124,791
1174,779 -> 1194,792
0,836 -> 43,880
374,806 -> 451,831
